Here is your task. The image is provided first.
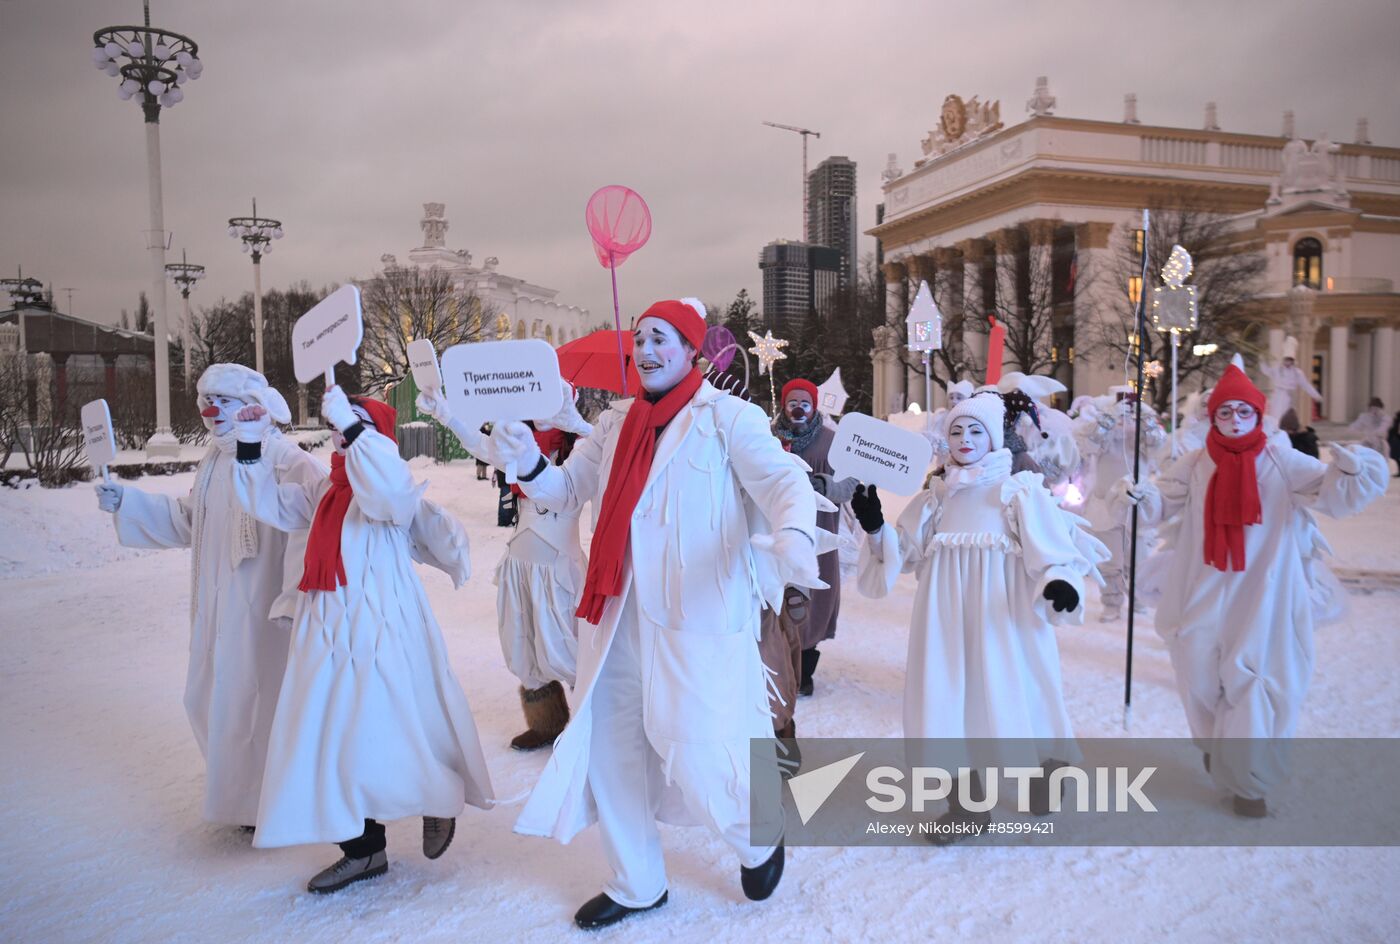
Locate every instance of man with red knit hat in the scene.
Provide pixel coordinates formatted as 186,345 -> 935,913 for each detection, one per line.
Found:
483,298 -> 820,929
230,386 -> 493,894
1129,359 -> 1387,817
771,376 -> 858,701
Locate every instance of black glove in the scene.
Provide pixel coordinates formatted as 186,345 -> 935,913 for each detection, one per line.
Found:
1043,580 -> 1079,613
851,484 -> 884,534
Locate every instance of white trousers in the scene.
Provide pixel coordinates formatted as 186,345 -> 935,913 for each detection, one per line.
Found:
587,594 -> 773,907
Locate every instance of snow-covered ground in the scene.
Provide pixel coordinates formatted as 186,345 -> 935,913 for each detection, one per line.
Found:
2,450 -> 1397,944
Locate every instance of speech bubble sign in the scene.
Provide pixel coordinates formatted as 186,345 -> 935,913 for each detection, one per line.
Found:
407,338 -> 442,391
440,339 -> 563,426
830,412 -> 934,496
441,339 -> 564,483
81,399 -> 117,478
292,284 -> 363,384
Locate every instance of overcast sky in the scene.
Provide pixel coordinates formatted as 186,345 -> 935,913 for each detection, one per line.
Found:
2,0 -> 1397,328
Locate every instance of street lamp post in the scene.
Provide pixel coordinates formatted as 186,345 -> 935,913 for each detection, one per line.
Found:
227,198 -> 283,377
165,250 -> 205,391
91,1 -> 202,457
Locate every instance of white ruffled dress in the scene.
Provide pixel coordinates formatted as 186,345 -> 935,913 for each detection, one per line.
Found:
858,450 -> 1107,770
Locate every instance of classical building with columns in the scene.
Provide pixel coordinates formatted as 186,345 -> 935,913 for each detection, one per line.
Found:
868,80 -> 1400,422
370,203 -> 597,348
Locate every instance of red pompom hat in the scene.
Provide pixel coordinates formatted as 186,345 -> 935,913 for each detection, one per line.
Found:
781,378 -> 819,406
634,299 -> 707,351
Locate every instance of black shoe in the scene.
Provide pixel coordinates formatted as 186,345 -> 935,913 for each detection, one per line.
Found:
740,844 -> 784,901
574,891 -> 668,930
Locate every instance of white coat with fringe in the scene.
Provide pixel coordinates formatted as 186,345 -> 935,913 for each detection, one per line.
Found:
511,380 -> 817,844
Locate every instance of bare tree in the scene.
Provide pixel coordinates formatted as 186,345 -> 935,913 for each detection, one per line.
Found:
358,264 -> 494,393
1089,198 -> 1267,415
0,350 -> 27,472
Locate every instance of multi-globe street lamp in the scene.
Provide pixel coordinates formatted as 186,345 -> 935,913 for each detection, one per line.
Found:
1,269 -> 45,308
227,199 -> 283,376
91,1 -> 203,456
165,250 -> 205,391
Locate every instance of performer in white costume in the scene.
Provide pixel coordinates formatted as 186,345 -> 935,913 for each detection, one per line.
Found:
94,364 -> 323,829
483,299 -> 819,930
1129,363 -> 1387,816
853,392 -> 1107,838
231,389 -> 493,894
1348,398 -> 1390,457
420,383 -> 595,751
1259,336 -> 1322,422
1073,388 -> 1168,620
998,372 -> 1080,487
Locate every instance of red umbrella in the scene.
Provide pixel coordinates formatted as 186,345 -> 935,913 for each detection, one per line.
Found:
556,330 -> 640,395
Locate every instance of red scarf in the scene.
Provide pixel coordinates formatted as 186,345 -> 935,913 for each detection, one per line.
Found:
576,367 -> 704,624
300,453 -> 353,591
300,397 -> 398,592
1203,425 -> 1267,572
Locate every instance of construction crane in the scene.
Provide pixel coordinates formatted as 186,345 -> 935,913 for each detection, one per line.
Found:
762,121 -> 820,241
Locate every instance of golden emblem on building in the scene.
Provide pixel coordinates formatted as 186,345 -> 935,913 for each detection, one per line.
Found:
917,94 -> 1004,166
940,95 -> 968,141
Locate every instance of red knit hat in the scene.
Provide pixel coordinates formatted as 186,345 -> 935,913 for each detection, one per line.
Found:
1207,365 -> 1265,417
350,396 -> 398,444
634,299 -> 707,351
781,378 -> 819,406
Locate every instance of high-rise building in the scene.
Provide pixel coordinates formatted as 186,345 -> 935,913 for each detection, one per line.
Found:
806,155 -> 858,298
758,239 -> 842,336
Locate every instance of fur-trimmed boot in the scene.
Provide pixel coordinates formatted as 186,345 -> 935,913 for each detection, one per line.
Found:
510,681 -> 570,752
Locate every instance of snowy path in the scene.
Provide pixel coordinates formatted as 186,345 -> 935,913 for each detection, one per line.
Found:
2,461 -> 1397,943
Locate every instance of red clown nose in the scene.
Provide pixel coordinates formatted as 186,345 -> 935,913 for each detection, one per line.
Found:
201,406 -> 221,418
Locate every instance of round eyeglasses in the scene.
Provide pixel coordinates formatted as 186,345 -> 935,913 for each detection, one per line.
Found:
1214,404 -> 1257,421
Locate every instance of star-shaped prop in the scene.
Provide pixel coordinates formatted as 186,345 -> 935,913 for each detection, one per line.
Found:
748,329 -> 788,376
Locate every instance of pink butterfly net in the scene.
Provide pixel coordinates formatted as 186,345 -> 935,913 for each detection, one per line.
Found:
585,186 -> 652,268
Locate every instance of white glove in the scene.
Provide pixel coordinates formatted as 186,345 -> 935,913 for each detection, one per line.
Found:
1329,443 -> 1361,475
773,527 -> 821,590
233,404 -> 271,444
533,379 -> 594,437
489,420 -> 542,473
1119,475 -> 1158,506
415,388 -> 454,426
94,480 -> 124,513
321,385 -> 358,433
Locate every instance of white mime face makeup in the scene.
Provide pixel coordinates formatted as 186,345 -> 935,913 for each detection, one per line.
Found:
949,419 -> 990,465
632,317 -> 692,394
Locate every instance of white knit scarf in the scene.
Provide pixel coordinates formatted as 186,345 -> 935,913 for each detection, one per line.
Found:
187,430 -> 268,621
944,447 -> 1013,497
